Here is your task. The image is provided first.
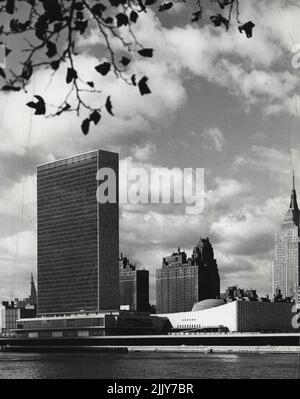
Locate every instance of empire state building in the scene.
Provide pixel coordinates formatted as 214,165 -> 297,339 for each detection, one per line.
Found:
273,173 -> 300,299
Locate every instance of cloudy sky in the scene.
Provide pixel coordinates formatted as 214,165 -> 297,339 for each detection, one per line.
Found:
1,0 -> 300,303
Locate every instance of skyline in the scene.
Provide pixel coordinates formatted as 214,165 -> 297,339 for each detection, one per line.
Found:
1,0 -> 300,303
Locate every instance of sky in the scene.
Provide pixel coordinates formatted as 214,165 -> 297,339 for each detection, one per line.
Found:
1,0 -> 300,304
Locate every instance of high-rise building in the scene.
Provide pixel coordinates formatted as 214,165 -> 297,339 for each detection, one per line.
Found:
192,238 -> 220,301
37,150 -> 119,315
119,255 -> 149,312
156,239 -> 220,314
273,173 -> 300,299
156,248 -> 198,314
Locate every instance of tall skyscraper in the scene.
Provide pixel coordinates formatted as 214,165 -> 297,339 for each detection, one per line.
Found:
37,150 -> 119,315
119,255 -> 150,312
273,173 -> 300,299
192,238 -> 220,301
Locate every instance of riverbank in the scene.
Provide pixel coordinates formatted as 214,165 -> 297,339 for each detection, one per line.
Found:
2,345 -> 300,354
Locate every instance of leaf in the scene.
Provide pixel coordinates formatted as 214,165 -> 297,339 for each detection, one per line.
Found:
138,48 -> 153,58
158,2 -> 173,11
104,17 -> 113,24
120,56 -> 131,67
89,110 -> 101,125
108,0 -> 122,6
191,11 -> 202,23
105,96 -> 114,116
74,20 -> 88,34
92,3 -> 107,17
130,11 -> 138,23
2,85 -> 21,91
66,67 -> 77,83
74,2 -> 84,10
138,76 -> 151,96
42,0 -> 63,23
238,21 -> 255,38
21,62 -> 33,80
87,81 -> 94,88
0,67 -> 6,79
81,118 -> 90,135
50,60 -> 60,70
116,13 -> 129,27
131,74 -> 137,86
35,14 -> 48,40
54,22 -> 63,32
26,95 -> 46,115
46,41 -> 57,58
95,62 -> 111,76
6,0 -> 15,14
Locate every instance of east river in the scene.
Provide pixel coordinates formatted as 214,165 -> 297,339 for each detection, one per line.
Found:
0,352 -> 300,379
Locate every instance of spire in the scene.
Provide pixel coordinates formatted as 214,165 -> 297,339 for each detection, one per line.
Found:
293,170 -> 295,191
290,171 -> 299,211
30,273 -> 37,305
287,171 -> 300,227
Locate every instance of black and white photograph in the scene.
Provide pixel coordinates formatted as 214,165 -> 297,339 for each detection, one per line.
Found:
0,0 -> 300,384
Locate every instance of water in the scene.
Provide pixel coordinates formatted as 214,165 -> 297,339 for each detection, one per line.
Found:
0,352 -> 300,379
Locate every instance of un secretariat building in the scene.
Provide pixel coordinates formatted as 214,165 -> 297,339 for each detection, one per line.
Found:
37,150 -> 119,315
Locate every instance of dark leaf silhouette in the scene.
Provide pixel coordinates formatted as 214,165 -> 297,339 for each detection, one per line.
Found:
158,2 -> 173,12
66,67 -> 78,83
95,62 -> 111,76
21,62 -> 33,80
130,11 -> 138,23
6,0 -> 15,15
74,20 -> 88,34
92,3 -> 107,17
238,21 -> 255,38
116,13 -> 129,27
35,15 -> 48,40
138,48 -> 153,58
120,56 -> 131,67
210,14 -> 229,30
76,11 -> 84,20
81,118 -> 90,135
54,22 -> 63,32
87,81 -> 94,88
89,110 -> 101,125
5,48 -> 11,57
105,96 -> 114,116
0,67 -> 5,79
50,60 -> 60,70
74,2 -> 84,11
191,10 -> 202,22
26,95 -> 46,115
46,41 -> 57,58
138,76 -> 151,96
2,85 -> 21,91
131,74 -> 137,86
41,0 -> 63,23
104,17 -> 113,24
217,0 -> 234,9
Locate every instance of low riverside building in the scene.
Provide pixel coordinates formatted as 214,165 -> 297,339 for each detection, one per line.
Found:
159,299 -> 300,333
13,311 -> 171,338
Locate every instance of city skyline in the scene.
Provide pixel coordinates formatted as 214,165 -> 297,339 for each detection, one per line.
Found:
1,1 -> 300,303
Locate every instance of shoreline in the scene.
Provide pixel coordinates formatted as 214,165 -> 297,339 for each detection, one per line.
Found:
1,345 -> 300,354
